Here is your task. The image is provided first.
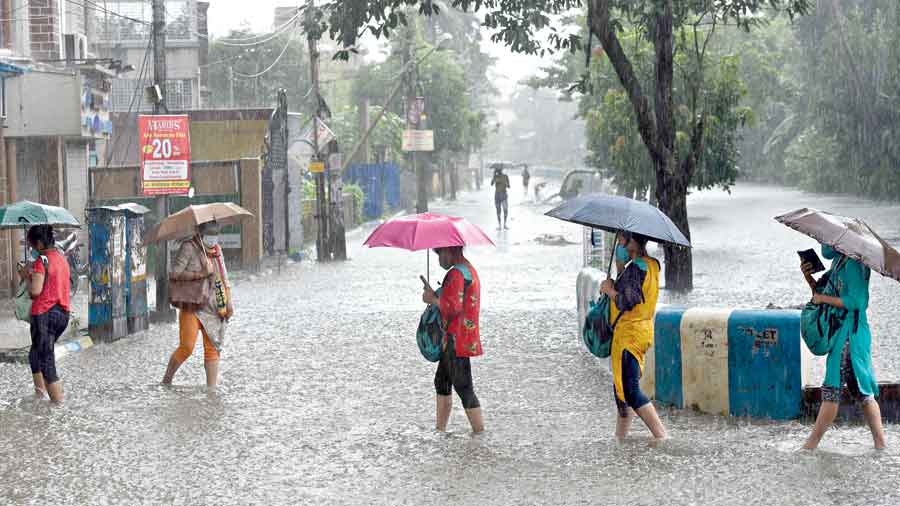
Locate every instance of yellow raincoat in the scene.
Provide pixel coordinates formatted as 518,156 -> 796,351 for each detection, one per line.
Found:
609,256 -> 660,402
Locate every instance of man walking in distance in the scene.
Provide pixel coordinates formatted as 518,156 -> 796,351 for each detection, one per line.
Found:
490,166 -> 511,230
521,165 -> 531,197
422,246 -> 484,433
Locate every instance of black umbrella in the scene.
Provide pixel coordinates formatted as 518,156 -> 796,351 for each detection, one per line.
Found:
546,193 -> 691,276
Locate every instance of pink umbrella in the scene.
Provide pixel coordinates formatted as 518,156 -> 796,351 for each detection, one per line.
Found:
364,212 -> 495,282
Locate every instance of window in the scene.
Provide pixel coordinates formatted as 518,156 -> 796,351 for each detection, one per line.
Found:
110,78 -> 195,112
95,0 -> 196,42
110,77 -> 152,112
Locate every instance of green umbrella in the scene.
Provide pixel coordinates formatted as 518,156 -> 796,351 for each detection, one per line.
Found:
0,200 -> 80,229
0,201 -> 80,261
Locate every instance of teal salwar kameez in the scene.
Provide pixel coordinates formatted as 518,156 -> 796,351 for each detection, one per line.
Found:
821,253 -> 879,401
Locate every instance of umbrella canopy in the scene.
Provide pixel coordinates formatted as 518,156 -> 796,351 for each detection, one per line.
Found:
775,208 -> 900,282
0,200 -> 80,229
364,212 -> 495,251
145,202 -> 253,243
545,193 -> 691,247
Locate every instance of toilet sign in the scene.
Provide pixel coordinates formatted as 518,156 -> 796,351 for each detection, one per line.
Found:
139,114 -> 191,195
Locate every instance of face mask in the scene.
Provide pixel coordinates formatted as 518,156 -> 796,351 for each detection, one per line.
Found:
821,244 -> 839,260
203,235 -> 219,247
615,244 -> 630,264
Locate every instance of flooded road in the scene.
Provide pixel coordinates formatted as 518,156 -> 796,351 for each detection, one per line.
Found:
1,182 -> 898,505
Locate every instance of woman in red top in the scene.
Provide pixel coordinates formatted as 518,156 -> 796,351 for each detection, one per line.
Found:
18,225 -> 71,402
422,246 -> 484,433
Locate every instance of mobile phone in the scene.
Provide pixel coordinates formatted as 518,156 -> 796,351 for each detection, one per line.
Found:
798,249 -> 826,274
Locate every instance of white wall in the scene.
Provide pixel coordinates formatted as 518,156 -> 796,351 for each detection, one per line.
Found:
6,71 -> 81,137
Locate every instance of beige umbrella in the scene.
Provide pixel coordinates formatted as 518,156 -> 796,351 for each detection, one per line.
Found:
146,202 -> 254,243
775,207 -> 900,282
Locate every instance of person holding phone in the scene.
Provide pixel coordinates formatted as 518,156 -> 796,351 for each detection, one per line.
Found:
801,244 -> 886,450
421,246 -> 484,433
18,225 -> 71,402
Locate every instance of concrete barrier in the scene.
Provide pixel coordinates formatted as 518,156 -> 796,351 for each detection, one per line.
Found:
576,270 -> 812,420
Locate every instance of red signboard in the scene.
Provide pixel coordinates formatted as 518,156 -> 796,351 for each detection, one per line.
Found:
139,114 -> 191,195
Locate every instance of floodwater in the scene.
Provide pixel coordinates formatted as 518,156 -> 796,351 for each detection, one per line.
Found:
0,181 -> 898,505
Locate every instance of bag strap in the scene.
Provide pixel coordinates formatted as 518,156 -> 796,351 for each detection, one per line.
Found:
33,255 -> 49,297
824,255 -> 864,334
825,255 -> 849,294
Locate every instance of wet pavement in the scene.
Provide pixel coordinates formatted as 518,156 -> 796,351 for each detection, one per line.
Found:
1,181 -> 899,505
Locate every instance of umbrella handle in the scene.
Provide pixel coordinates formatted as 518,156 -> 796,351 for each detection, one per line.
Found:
427,251 -> 430,285
605,229 -> 617,279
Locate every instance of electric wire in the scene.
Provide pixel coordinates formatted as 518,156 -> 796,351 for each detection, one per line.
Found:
104,36 -> 152,168
231,26 -> 298,79
194,8 -> 303,45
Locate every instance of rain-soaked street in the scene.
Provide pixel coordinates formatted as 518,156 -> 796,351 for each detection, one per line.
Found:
1,179 -> 899,505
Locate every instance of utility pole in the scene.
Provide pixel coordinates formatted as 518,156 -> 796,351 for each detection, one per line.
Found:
228,66 -> 235,108
407,23 -> 427,213
307,0 -> 329,261
151,0 -> 174,321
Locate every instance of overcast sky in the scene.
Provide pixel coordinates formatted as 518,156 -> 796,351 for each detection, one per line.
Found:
205,0 -> 549,101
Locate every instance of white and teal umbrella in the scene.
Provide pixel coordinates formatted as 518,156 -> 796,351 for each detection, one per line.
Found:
0,201 -> 80,261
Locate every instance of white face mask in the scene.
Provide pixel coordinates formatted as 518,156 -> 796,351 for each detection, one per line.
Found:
203,234 -> 219,247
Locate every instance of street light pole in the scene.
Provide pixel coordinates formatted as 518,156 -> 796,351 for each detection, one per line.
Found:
151,0 -> 173,321
406,24 -> 427,214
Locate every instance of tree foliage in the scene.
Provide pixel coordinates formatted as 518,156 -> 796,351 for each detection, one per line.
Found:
541,21 -> 751,198
349,12 -> 490,166
788,0 -> 900,198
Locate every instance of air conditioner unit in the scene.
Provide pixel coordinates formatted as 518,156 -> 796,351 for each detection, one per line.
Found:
64,33 -> 89,62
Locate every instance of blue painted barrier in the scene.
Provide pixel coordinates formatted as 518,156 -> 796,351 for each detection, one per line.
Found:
727,310 -> 805,420
654,308 -> 685,410
649,308 -> 810,420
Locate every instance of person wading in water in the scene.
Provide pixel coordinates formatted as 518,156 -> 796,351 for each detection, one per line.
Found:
490,167 -> 511,230
162,221 -> 234,388
19,225 -> 71,402
600,232 -> 667,441
421,246 -> 485,433
801,244 -> 886,450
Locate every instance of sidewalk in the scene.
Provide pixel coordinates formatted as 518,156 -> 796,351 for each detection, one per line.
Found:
0,288 -> 91,364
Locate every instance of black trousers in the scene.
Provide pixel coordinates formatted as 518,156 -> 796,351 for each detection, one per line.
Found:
29,305 -> 70,385
434,341 -> 480,409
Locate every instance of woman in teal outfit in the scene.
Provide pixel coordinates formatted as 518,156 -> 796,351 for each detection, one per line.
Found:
802,244 -> 887,450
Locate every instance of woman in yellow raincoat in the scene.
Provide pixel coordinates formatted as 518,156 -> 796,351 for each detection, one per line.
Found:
600,232 -> 667,441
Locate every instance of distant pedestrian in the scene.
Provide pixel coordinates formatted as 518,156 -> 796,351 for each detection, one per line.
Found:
18,225 -> 70,402
490,167 -> 511,230
801,244 -> 886,450
522,165 -> 531,196
599,232 -> 667,441
421,246 -> 484,433
162,221 -> 233,388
